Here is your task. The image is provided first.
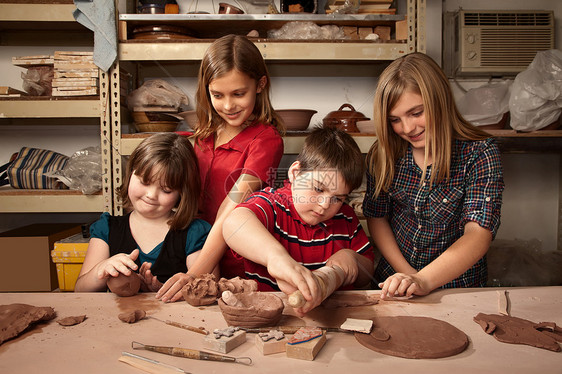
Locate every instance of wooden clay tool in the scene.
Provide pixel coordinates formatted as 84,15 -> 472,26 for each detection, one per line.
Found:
131,341 -> 252,366
119,351 -> 190,374
287,265 -> 346,308
147,316 -> 208,335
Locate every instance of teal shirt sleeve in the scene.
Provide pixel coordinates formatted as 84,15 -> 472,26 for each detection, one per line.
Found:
185,219 -> 211,256
89,212 -> 111,244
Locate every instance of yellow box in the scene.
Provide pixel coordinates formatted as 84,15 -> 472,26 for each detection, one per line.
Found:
51,233 -> 89,291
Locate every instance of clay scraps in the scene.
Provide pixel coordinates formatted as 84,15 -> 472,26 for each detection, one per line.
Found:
474,313 -> 562,352
119,309 -> 146,324
57,315 -> 87,326
0,303 -> 56,345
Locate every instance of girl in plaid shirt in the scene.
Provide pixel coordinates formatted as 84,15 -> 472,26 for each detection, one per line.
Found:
363,53 -> 504,299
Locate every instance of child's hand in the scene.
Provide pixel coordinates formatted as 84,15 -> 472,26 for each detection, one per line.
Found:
267,255 -> 321,316
378,272 -> 430,300
326,249 -> 359,286
155,273 -> 194,303
138,262 -> 163,292
96,249 -> 139,280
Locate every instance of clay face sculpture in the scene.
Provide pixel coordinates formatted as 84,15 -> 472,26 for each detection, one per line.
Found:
0,303 -> 56,345
218,291 -> 284,328
107,272 -> 141,297
181,274 -> 258,306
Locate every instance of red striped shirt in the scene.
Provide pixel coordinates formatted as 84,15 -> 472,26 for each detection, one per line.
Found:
237,182 -> 374,291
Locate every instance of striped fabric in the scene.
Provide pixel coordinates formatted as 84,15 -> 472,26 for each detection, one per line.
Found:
238,182 -> 374,291
7,147 -> 69,189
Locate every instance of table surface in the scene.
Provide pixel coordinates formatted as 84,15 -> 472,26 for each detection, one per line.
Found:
0,287 -> 561,374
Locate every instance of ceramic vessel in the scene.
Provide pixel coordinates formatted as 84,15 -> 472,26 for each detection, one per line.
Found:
322,103 -> 369,133
276,109 -> 317,131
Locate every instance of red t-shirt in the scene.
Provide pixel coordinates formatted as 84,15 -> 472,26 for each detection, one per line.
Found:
195,122 -> 283,278
237,182 -> 375,291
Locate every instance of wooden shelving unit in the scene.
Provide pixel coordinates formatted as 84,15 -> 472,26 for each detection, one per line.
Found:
0,3 -> 113,214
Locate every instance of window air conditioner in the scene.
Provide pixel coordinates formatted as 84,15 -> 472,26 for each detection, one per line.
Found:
443,10 -> 554,77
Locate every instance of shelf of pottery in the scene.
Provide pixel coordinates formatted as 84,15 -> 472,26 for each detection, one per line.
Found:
0,2 -> 113,213
110,0 -> 423,214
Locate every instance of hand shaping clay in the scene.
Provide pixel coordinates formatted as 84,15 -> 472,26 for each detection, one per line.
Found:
218,292 -> 284,328
57,315 -> 87,326
107,272 -> 141,297
355,316 -> 469,359
181,274 -> 219,306
474,313 -> 562,352
118,309 -> 146,323
0,303 -> 56,345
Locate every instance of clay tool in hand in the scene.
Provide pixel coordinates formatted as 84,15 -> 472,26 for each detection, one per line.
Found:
287,265 -> 346,308
119,351 -> 190,374
147,316 -> 208,335
132,341 -> 252,366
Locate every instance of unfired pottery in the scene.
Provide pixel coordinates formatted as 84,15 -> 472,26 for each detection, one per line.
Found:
218,292 -> 284,328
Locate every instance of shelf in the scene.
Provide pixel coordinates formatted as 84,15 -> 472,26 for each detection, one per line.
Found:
0,97 -> 101,118
120,130 -> 562,156
0,188 -> 105,213
118,13 -> 410,62
0,3 -> 92,46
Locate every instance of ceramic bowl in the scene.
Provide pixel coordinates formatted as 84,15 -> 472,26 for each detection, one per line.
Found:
134,121 -> 178,132
177,110 -> 198,129
322,103 -> 369,133
132,111 -> 181,123
276,109 -> 317,131
218,2 -> 244,14
356,120 -> 376,134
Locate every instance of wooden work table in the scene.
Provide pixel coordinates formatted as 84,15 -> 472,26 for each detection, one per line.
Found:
0,287 -> 560,373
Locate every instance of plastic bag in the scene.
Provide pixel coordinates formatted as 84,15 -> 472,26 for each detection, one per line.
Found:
509,49 -> 562,131
268,21 -> 346,40
126,79 -> 189,111
46,146 -> 102,194
457,80 -> 512,126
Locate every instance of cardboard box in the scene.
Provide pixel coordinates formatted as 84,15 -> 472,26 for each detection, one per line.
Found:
51,233 -> 89,291
0,223 -> 81,291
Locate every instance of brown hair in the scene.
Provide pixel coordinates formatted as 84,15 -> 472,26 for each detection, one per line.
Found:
366,52 -> 491,197
297,127 -> 364,192
117,133 -> 200,231
193,34 -> 284,141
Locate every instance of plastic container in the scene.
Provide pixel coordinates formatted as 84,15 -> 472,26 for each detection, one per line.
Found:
51,233 -> 89,291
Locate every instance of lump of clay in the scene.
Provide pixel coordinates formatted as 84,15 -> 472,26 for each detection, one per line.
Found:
57,315 -> 87,326
0,303 -> 56,345
218,291 -> 284,328
218,277 -> 258,294
474,313 -> 562,352
118,309 -> 146,323
107,272 -> 141,297
322,292 -> 379,309
181,274 -> 219,306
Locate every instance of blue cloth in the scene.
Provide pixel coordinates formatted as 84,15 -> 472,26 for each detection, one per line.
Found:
90,212 -> 211,263
73,0 -> 117,72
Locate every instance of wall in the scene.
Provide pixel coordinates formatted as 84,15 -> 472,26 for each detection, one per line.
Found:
0,1 -> 560,255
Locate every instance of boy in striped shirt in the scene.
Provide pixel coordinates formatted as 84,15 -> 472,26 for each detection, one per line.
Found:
223,127 -> 374,315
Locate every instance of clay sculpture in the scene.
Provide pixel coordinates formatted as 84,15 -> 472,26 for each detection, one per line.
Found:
218,291 -> 284,328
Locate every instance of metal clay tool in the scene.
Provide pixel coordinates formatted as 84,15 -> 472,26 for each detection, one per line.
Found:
119,351 -> 190,374
131,341 -> 252,366
148,316 -> 208,335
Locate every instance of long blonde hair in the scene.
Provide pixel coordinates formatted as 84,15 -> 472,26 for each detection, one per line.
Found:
193,34 -> 284,141
366,52 -> 491,197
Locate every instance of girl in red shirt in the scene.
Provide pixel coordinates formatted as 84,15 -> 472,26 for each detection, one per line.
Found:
157,35 -> 284,302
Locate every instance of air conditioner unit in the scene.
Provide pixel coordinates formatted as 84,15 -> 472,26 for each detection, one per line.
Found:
443,10 -> 554,77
